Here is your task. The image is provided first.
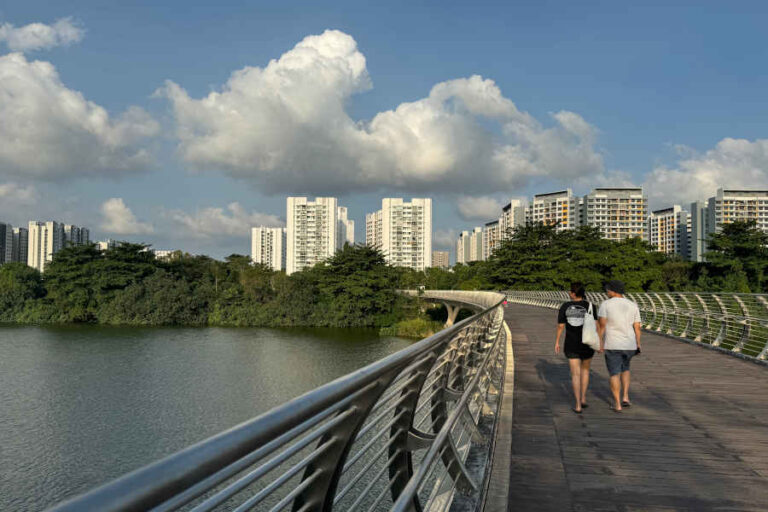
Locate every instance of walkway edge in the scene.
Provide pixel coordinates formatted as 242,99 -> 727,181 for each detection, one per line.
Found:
480,319 -> 515,512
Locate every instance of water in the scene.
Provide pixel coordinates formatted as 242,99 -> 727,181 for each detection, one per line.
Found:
0,325 -> 411,511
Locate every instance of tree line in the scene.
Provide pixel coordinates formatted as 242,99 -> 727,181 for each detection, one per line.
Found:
0,220 -> 764,327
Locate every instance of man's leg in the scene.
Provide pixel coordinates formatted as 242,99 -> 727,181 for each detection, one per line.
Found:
580,358 -> 592,405
621,370 -> 631,403
609,374 -> 622,410
568,358 -> 582,411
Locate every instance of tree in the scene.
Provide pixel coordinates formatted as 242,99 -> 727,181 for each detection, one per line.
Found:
703,220 -> 768,292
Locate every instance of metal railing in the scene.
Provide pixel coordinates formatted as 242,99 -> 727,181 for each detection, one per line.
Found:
50,291 -> 508,512
505,291 -> 768,361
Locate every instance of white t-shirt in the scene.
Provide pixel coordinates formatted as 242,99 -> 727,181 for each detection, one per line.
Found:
598,297 -> 641,350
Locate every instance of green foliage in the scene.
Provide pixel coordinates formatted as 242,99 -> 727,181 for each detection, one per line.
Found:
380,317 -> 444,339
703,220 -> 768,292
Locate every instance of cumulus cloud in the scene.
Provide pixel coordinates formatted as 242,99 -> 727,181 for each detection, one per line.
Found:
159,29 -> 605,195
644,138 -> 768,207
0,52 -> 159,179
0,17 -> 84,52
433,229 -> 458,250
168,202 -> 283,238
100,198 -> 154,235
0,182 -> 37,203
457,196 -> 503,221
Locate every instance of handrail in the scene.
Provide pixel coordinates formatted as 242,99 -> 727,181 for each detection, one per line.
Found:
504,291 -> 768,362
48,291 -> 508,512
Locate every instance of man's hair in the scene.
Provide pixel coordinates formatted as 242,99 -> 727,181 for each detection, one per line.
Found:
570,282 -> 586,298
604,280 -> 626,295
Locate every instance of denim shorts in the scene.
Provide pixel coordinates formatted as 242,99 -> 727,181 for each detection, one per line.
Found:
605,350 -> 635,376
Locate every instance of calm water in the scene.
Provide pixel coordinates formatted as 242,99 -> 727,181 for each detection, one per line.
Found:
0,325 -> 411,511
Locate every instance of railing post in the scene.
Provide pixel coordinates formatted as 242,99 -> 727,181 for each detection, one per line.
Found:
291,374 -> 395,512
732,295 -> 751,354
693,293 -> 710,342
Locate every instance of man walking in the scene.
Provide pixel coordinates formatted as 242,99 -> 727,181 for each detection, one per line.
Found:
597,280 -> 642,412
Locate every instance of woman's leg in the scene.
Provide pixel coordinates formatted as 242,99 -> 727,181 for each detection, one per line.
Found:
568,358 -> 582,411
580,357 -> 592,405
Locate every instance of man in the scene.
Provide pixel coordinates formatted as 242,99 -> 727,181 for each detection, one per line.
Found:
555,283 -> 597,413
597,280 -> 642,412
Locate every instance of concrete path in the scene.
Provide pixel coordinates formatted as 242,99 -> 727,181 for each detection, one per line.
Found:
504,303 -> 768,511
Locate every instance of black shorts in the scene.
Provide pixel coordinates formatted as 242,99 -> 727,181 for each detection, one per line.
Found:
565,345 -> 594,360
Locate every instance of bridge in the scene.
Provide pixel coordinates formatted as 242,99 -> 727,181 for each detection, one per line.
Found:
49,291 -> 768,511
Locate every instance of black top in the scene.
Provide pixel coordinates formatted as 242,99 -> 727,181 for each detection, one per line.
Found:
557,300 -> 597,352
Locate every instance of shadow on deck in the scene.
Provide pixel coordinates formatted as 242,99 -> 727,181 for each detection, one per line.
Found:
504,303 -> 768,511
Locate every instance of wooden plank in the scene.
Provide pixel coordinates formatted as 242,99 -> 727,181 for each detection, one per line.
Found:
504,303 -> 768,511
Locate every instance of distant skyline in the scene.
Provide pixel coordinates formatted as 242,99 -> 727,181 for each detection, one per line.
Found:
1,1 -> 767,257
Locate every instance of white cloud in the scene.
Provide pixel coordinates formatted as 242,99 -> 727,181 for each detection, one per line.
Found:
645,138 -> 768,207
0,52 -> 159,179
0,182 -> 37,203
100,198 -> 154,235
433,229 -> 458,250
457,196 -> 503,221
159,29 -> 605,195
0,17 -> 84,52
168,202 -> 283,238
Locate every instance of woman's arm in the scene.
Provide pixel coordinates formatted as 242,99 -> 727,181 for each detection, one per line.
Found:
555,323 -> 565,354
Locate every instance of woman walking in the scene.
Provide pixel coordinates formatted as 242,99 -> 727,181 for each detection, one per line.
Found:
554,283 -> 597,413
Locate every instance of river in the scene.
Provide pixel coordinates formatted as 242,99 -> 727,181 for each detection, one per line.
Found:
0,325 -> 411,511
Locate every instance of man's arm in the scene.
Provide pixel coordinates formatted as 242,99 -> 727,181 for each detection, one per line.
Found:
555,323 -> 565,354
634,322 -> 642,350
597,317 -> 607,352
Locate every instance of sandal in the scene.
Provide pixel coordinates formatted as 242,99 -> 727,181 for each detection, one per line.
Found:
622,401 -> 631,407
572,407 -> 582,414
609,404 -> 622,413
581,403 -> 589,409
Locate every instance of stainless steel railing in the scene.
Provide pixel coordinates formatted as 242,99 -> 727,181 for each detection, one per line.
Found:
504,291 -> 768,361
49,291 -> 508,512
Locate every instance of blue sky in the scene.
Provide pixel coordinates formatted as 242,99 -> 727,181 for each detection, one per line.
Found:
1,1 -> 767,257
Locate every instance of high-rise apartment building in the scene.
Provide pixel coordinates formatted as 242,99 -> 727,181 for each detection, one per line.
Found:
527,190 -> 580,231
28,221 -> 64,272
432,250 -> 450,269
63,225 -> 90,247
12,227 -> 28,264
707,189 -> 768,234
456,231 -> 470,264
286,197 -> 342,275
251,227 -> 286,271
500,199 -> 526,238
648,206 -> 690,257
482,220 -> 500,260
469,227 -> 483,262
689,200 -> 710,262
336,207 -> 355,249
582,188 -> 648,241
365,198 -> 432,270
0,223 -> 12,264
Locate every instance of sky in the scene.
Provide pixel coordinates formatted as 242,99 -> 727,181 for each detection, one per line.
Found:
1,0 -> 767,258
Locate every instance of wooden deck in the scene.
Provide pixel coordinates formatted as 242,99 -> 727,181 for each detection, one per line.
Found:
504,303 -> 768,511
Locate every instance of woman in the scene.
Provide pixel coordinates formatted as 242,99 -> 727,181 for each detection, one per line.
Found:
554,283 -> 597,413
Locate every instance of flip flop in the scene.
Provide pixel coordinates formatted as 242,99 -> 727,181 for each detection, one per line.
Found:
572,407 -> 582,414
622,401 -> 632,407
581,403 -> 589,409
609,405 -> 622,413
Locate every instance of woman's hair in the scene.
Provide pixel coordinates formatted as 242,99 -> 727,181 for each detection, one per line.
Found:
570,282 -> 586,299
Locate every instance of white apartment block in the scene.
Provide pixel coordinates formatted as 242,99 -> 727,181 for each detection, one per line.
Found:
482,220 -> 501,260
251,227 -> 286,271
582,188 -> 648,241
365,198 -> 432,271
96,239 -> 119,251
707,188 -> 768,234
469,227 -> 483,261
28,221 -> 64,272
0,223 -> 12,264
431,250 -> 450,269
12,227 -> 28,264
286,197 -> 341,275
336,207 -> 355,249
527,190 -> 580,231
500,199 -> 526,239
648,206 -> 690,257
456,231 -> 470,264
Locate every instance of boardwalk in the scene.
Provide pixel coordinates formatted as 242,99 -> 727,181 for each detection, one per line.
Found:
504,303 -> 768,512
